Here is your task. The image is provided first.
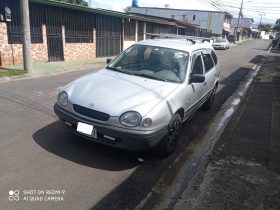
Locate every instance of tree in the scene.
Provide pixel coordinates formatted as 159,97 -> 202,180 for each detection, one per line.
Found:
273,18 -> 280,31
260,24 -> 271,32
56,0 -> 88,7
124,6 -> 131,13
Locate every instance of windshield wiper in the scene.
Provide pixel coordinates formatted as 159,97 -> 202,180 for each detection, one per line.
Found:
106,66 -> 137,76
134,73 -> 168,82
106,66 -> 120,71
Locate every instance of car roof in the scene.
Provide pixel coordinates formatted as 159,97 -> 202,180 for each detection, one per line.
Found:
137,38 -> 213,53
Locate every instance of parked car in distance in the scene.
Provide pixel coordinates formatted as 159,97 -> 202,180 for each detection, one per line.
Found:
212,38 -> 230,50
54,35 -> 220,156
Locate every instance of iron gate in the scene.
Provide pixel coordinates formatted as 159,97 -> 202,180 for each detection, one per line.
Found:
45,8 -> 64,61
96,15 -> 121,57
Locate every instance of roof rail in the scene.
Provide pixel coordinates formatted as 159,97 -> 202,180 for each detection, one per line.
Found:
146,33 -> 211,44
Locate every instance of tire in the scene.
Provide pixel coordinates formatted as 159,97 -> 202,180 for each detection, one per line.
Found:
202,85 -> 217,111
156,113 -> 182,157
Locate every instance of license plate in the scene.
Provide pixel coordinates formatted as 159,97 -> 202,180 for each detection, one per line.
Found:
77,122 -> 97,138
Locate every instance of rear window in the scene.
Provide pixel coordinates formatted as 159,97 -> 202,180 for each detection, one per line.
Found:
214,38 -> 227,43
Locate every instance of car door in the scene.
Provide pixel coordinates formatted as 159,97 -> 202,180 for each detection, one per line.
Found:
202,49 -> 216,97
184,51 -> 205,118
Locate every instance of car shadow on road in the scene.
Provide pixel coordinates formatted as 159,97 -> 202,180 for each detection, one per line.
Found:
33,121 -> 143,171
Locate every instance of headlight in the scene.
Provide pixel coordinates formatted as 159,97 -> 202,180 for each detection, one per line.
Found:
120,111 -> 142,127
58,91 -> 68,107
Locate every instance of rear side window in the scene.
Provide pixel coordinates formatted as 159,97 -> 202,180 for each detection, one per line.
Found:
202,53 -> 214,73
191,53 -> 204,75
210,50 -> 218,65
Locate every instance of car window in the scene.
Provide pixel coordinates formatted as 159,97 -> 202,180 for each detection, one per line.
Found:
214,38 -> 226,43
191,53 -> 204,75
108,44 -> 189,83
202,53 -> 214,73
209,49 -> 218,65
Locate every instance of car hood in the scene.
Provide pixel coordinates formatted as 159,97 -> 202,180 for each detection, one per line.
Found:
64,69 -> 180,117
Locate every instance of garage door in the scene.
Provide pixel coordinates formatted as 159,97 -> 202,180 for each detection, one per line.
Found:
96,15 -> 122,57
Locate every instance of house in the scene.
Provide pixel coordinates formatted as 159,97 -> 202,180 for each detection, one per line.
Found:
0,0 -> 200,66
129,7 -> 232,37
230,18 -> 256,40
0,0 -> 125,66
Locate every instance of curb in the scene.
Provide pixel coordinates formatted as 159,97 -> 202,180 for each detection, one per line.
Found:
135,58 -> 266,210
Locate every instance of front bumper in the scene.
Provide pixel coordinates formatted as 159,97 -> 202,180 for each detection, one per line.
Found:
54,103 -> 167,151
213,45 -> 226,49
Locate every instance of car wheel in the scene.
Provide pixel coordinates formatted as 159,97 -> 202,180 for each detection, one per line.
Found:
202,85 -> 217,110
156,113 -> 182,156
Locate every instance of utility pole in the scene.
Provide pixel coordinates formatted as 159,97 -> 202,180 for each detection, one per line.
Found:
234,0 -> 244,44
258,13 -> 265,29
20,0 -> 32,73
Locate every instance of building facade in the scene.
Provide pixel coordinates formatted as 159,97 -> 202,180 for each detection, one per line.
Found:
0,0 -> 201,67
230,18 -> 255,41
130,7 -> 232,37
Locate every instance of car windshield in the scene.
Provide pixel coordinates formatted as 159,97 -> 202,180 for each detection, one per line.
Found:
214,38 -> 227,43
107,44 -> 189,83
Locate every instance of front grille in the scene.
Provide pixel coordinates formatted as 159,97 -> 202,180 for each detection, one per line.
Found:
73,104 -> 110,121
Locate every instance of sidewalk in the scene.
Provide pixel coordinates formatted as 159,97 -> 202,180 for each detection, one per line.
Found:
174,52 -> 280,209
0,57 -> 107,80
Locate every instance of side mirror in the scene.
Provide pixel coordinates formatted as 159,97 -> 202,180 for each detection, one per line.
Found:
190,74 -> 205,83
106,58 -> 112,64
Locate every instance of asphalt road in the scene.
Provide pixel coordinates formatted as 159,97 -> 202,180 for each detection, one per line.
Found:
0,39 -> 270,210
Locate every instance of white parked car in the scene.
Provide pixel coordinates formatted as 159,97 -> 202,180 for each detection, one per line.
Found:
54,36 -> 220,156
212,38 -> 230,50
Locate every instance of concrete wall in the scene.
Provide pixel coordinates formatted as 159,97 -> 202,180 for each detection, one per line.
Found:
0,22 -> 48,66
0,22 -> 96,66
62,26 -> 96,61
123,41 -> 136,50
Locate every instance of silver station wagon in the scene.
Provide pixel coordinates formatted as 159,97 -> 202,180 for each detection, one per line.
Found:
54,34 -> 220,156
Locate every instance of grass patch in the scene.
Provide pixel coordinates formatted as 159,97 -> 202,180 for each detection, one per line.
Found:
0,69 -> 25,77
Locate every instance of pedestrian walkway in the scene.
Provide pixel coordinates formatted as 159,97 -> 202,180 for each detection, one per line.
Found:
174,52 -> 280,209
2,57 -> 107,75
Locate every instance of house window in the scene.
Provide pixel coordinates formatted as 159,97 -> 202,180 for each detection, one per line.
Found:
124,18 -> 135,41
7,4 -> 43,44
193,15 -> 196,21
64,11 -> 94,43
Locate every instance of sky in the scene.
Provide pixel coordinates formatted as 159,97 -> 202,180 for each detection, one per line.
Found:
88,0 -> 280,25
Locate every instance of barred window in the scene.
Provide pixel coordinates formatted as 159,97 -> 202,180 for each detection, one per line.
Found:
146,23 -> 170,34
64,11 -> 94,43
7,3 -> 43,44
124,19 -> 135,41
